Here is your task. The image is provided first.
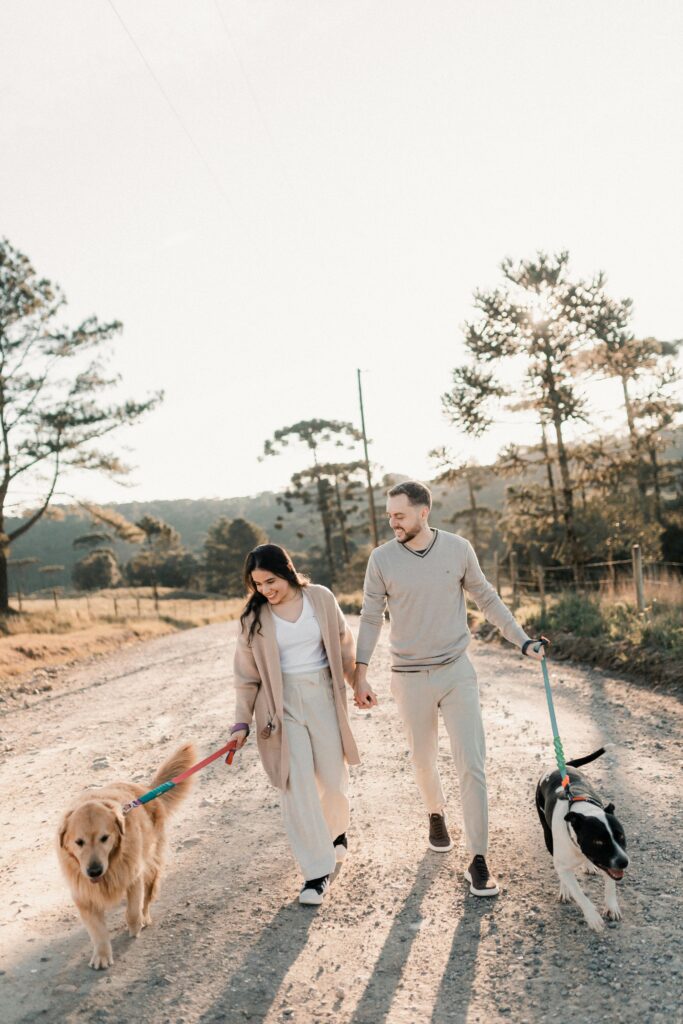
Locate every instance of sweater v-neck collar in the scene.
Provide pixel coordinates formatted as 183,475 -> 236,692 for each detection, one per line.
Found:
400,528 -> 439,559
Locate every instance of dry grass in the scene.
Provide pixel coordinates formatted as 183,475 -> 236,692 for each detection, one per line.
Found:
0,588 -> 243,688
336,591 -> 364,615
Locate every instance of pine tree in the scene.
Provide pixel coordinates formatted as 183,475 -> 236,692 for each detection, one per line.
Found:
0,238 -> 161,612
263,420 -> 363,584
203,517 -> 267,596
442,251 -> 632,579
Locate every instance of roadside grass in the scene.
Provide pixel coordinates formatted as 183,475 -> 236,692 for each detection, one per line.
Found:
0,588 -> 243,688
474,574 -> 683,688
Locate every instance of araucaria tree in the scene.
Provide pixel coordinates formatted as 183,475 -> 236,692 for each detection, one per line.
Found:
0,239 -> 161,612
442,251 -> 632,579
263,420 -> 364,584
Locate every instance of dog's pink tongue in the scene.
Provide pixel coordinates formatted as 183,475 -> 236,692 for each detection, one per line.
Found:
609,868 -> 624,880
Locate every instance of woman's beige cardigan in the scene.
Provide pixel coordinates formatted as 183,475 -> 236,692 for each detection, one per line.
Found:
232,584 -> 361,790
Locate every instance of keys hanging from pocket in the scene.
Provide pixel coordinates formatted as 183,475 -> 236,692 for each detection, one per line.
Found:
260,720 -> 276,739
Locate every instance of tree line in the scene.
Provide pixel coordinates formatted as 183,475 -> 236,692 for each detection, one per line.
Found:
1,238 -> 680,612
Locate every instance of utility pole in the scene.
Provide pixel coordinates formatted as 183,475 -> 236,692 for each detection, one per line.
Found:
357,369 -> 379,547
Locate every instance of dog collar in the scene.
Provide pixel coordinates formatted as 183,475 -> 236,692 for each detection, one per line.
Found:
568,794 -> 604,810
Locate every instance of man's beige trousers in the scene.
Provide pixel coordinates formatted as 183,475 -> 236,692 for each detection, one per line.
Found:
281,667 -> 349,880
390,655 -> 488,855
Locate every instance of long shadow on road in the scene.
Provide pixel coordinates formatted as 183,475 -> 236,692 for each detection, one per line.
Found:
349,852 -> 459,1024
197,899 -> 316,1024
430,898 -> 492,1024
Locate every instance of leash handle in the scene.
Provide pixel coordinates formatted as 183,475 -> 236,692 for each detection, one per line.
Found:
225,739 -> 239,765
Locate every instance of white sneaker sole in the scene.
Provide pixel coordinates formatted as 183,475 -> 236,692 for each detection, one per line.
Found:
464,869 -> 499,897
429,839 -> 454,852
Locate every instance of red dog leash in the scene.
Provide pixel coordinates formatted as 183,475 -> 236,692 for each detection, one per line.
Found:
122,740 -> 239,815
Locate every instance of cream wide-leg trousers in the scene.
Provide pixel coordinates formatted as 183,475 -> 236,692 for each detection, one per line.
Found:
281,667 -> 350,881
390,656 -> 488,855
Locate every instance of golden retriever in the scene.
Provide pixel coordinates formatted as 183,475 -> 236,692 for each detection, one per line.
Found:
57,743 -> 196,969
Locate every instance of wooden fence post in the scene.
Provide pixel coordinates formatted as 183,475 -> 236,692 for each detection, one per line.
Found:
510,552 -> 518,611
136,596 -> 141,617
631,543 -> 645,613
113,597 -> 119,618
537,565 -> 546,619
52,589 -> 59,612
16,588 -> 22,613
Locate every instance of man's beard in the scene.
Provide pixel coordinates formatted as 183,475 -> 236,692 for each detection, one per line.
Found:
395,525 -> 421,543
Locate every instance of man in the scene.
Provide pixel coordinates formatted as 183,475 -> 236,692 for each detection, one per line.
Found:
353,481 -> 545,896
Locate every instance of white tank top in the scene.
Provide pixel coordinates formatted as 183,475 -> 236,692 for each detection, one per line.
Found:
273,592 -> 329,674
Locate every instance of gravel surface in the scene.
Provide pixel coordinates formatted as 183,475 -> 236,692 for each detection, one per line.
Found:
1,619 -> 681,1024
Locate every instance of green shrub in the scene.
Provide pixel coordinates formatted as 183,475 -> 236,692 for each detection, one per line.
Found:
542,592 -> 605,638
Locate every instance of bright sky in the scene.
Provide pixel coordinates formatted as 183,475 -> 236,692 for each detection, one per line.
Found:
1,1 -> 681,508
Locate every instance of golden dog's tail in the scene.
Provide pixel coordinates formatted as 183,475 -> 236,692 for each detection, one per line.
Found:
151,743 -> 197,811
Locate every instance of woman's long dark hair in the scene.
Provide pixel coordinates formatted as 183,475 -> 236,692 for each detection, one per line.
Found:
240,544 -> 309,644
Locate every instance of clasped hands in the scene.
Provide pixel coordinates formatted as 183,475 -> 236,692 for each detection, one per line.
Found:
351,665 -> 378,709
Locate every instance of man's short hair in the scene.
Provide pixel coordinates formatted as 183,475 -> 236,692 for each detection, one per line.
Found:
386,480 -> 432,509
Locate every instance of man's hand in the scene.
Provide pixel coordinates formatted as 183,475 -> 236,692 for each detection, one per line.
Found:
523,637 -> 549,662
353,664 -> 378,708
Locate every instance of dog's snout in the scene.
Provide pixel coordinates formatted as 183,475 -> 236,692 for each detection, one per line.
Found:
616,854 -> 629,870
87,862 -> 103,878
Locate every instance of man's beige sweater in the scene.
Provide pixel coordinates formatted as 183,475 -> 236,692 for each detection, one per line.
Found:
356,529 -> 530,672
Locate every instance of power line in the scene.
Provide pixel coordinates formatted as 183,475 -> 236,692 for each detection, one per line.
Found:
212,0 -> 296,195
105,0 -> 240,220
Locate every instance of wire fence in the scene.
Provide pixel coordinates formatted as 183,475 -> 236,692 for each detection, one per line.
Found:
483,546 -> 683,614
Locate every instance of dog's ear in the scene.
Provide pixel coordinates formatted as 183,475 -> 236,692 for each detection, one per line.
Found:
564,811 -> 582,830
102,800 -> 126,838
605,802 -> 615,815
57,810 -> 72,848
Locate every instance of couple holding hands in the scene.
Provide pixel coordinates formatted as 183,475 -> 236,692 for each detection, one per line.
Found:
230,481 -> 545,905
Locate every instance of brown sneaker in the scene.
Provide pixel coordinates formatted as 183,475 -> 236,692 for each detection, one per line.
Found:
428,812 -> 454,852
464,855 -> 499,896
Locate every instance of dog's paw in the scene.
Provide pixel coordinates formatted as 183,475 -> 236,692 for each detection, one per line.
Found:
127,918 -> 144,938
558,882 -> 572,904
583,905 -> 605,932
604,902 -> 622,921
143,910 -> 153,927
89,946 -> 113,970
583,862 -> 600,876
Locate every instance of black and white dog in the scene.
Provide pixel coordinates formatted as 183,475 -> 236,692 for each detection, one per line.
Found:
536,748 -> 628,932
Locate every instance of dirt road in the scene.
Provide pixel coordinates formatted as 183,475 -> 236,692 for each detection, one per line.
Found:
1,620 -> 681,1024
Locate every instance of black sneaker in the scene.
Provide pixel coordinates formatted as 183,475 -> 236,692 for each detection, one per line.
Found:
299,874 -> 330,906
428,812 -> 454,852
464,855 -> 499,897
333,833 -> 348,863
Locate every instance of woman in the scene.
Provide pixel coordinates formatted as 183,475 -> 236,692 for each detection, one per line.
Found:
230,544 -> 360,905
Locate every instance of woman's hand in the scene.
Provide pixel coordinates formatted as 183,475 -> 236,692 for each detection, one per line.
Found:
230,727 -> 249,749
